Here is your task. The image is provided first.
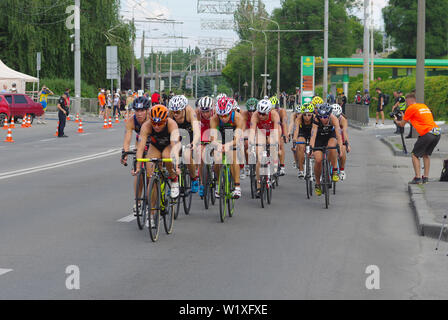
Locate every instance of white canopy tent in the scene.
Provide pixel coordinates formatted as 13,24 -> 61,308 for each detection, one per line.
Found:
0,59 -> 38,94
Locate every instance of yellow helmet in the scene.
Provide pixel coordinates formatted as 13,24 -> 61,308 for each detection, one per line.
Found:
269,96 -> 279,107
311,96 -> 323,106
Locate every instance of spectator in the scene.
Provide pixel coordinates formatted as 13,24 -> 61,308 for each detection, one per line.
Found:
337,91 -> 347,114
288,94 -> 295,109
113,92 -> 121,118
354,90 -> 362,104
57,92 -> 69,138
105,90 -> 112,119
361,89 -> 371,106
327,92 -> 335,104
125,90 -> 135,120
1,84 -> 7,93
98,89 -> 106,118
162,90 -> 168,106
151,90 -> 160,106
37,85 -> 54,124
372,87 -> 385,127
394,93 -> 441,184
392,90 -> 406,134
10,83 -> 17,93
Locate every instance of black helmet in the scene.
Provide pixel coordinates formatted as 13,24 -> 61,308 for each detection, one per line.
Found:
317,103 -> 333,118
132,96 -> 150,110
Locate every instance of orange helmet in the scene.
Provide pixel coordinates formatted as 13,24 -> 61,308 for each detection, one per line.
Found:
150,104 -> 168,123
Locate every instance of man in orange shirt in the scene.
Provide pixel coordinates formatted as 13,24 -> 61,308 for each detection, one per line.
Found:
394,93 -> 441,184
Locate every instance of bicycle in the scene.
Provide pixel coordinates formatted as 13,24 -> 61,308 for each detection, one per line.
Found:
257,142 -> 277,208
200,142 -> 216,210
174,144 -> 193,220
311,146 -> 339,209
137,158 -> 176,242
216,145 -> 236,223
248,145 -> 257,199
295,140 -> 314,199
122,150 -> 148,230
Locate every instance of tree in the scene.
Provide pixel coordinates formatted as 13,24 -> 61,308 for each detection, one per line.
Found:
383,0 -> 448,58
0,0 -> 133,89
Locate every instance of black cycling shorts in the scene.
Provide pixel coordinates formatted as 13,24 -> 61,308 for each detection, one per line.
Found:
314,131 -> 336,150
412,132 -> 441,158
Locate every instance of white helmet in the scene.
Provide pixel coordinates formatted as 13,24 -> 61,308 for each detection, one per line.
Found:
257,99 -> 273,114
198,96 -> 214,111
216,97 -> 233,116
216,93 -> 227,101
331,104 -> 342,118
263,95 -> 269,99
169,95 -> 188,111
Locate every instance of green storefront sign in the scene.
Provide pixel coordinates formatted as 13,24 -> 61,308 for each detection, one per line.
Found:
301,56 -> 315,105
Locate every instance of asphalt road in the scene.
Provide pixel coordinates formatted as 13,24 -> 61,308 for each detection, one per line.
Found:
1,117 -> 448,299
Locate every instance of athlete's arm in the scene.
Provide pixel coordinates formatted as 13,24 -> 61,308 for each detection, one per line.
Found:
168,118 -> 181,166
293,115 -> 302,142
187,106 -> 200,147
309,123 -> 318,152
271,111 -> 281,146
121,120 -> 134,165
331,114 -> 343,151
249,112 -> 259,146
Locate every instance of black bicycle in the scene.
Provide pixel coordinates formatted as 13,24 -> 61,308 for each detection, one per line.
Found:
174,144 -> 193,219
248,144 -> 257,199
312,146 -> 339,209
258,143 -> 277,208
295,140 -> 314,199
200,142 -> 216,210
122,150 -> 148,230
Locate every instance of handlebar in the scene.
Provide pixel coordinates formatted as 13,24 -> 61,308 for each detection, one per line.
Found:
137,158 -> 172,163
121,150 -> 137,166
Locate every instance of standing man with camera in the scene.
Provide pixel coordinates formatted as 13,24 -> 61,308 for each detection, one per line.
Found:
57,92 -> 69,138
392,90 -> 406,134
394,93 -> 441,184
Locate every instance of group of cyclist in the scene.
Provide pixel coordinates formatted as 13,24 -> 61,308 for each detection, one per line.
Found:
121,92 -> 351,219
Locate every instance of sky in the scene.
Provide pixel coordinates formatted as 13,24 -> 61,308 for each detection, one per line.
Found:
121,0 -> 390,58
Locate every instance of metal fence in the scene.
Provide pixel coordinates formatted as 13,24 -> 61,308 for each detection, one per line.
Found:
44,96 -> 100,115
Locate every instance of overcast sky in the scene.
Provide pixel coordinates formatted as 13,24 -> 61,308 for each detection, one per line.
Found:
121,0 -> 389,57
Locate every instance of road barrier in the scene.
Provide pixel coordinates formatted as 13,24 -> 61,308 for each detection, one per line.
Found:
345,104 -> 369,125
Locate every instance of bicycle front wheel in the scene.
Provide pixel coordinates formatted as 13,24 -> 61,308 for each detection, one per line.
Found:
227,167 -> 235,218
202,164 -> 209,210
209,166 -> 216,206
219,169 -> 226,222
182,170 -> 192,215
250,164 -> 256,199
162,180 -> 174,235
260,177 -> 265,209
324,160 -> 330,209
148,176 -> 161,242
135,170 -> 147,230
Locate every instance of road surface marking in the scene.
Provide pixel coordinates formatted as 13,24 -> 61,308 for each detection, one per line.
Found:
118,214 -> 136,222
0,269 -> 13,276
80,133 -> 91,136
0,149 -> 121,181
40,138 -> 57,142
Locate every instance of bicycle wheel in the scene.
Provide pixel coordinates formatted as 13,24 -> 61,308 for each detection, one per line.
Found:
209,166 -> 216,206
324,160 -> 330,209
260,177 -> 265,209
305,154 -> 311,199
182,169 -> 192,215
267,177 -> 272,205
162,180 -> 174,235
227,167 -> 235,218
333,180 -> 336,195
135,170 -> 147,230
148,176 -> 161,242
174,173 -> 181,220
202,164 -> 209,210
250,164 -> 256,199
219,169 -> 226,222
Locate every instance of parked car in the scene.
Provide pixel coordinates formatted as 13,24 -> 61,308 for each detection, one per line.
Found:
0,95 -> 11,127
1,94 -> 43,124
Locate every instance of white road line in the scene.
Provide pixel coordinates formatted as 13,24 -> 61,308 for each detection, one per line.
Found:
0,148 -> 121,181
80,133 -> 91,136
40,138 -> 57,142
0,268 -> 13,276
118,214 -> 136,222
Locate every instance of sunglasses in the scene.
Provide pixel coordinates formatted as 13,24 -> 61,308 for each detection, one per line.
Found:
173,111 -> 182,115
151,120 -> 166,127
303,113 -> 313,117
318,115 -> 329,119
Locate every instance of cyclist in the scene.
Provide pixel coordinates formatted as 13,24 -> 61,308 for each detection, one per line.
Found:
293,103 -> 315,179
210,97 -> 245,199
195,96 -> 215,197
168,95 -> 201,193
288,104 -> 301,168
331,104 -> 350,180
121,96 -> 151,214
249,99 -> 281,198
311,96 -> 324,109
309,103 -> 343,196
242,98 -> 258,176
134,104 -> 180,199
270,96 -> 288,176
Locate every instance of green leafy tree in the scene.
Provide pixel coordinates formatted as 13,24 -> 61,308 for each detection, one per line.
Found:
383,0 -> 448,58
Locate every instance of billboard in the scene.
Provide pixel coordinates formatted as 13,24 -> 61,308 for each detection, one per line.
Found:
300,56 -> 315,105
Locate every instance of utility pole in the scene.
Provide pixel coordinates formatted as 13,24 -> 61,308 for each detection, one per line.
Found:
169,52 -> 172,91
195,57 -> 199,98
140,31 -> 145,91
261,17 -> 280,98
363,0 -> 370,93
323,0 -> 329,100
156,52 -> 160,92
370,0 -> 374,81
131,16 -> 135,91
74,0 -> 81,115
416,0 -> 425,103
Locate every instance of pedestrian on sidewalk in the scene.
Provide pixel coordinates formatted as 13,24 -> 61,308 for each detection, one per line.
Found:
372,88 -> 385,127
57,93 -> 69,138
392,90 -> 406,134
37,85 -> 54,124
113,92 -> 121,118
361,89 -> 370,106
394,93 -> 441,184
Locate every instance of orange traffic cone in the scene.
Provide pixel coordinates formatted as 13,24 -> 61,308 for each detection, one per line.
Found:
21,115 -> 27,128
67,114 -> 71,121
103,118 -> 108,129
108,117 -> 113,128
3,117 -> 8,130
54,121 -> 59,136
26,115 -> 32,128
77,119 -> 84,133
4,127 -> 14,142
75,113 -> 80,123
115,114 -> 119,123
9,117 -> 15,129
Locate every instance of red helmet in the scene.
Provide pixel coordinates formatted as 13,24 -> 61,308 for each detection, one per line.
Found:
216,97 -> 233,116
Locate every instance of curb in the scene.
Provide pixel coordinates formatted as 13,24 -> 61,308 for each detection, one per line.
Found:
408,184 -> 447,240
379,136 -> 409,157
348,121 -> 367,131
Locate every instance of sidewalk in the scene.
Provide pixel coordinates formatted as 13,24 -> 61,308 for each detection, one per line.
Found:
351,117 -> 448,239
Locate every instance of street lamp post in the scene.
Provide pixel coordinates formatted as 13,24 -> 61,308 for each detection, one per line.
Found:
261,17 -> 280,98
249,27 -> 268,97
241,39 -> 255,98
